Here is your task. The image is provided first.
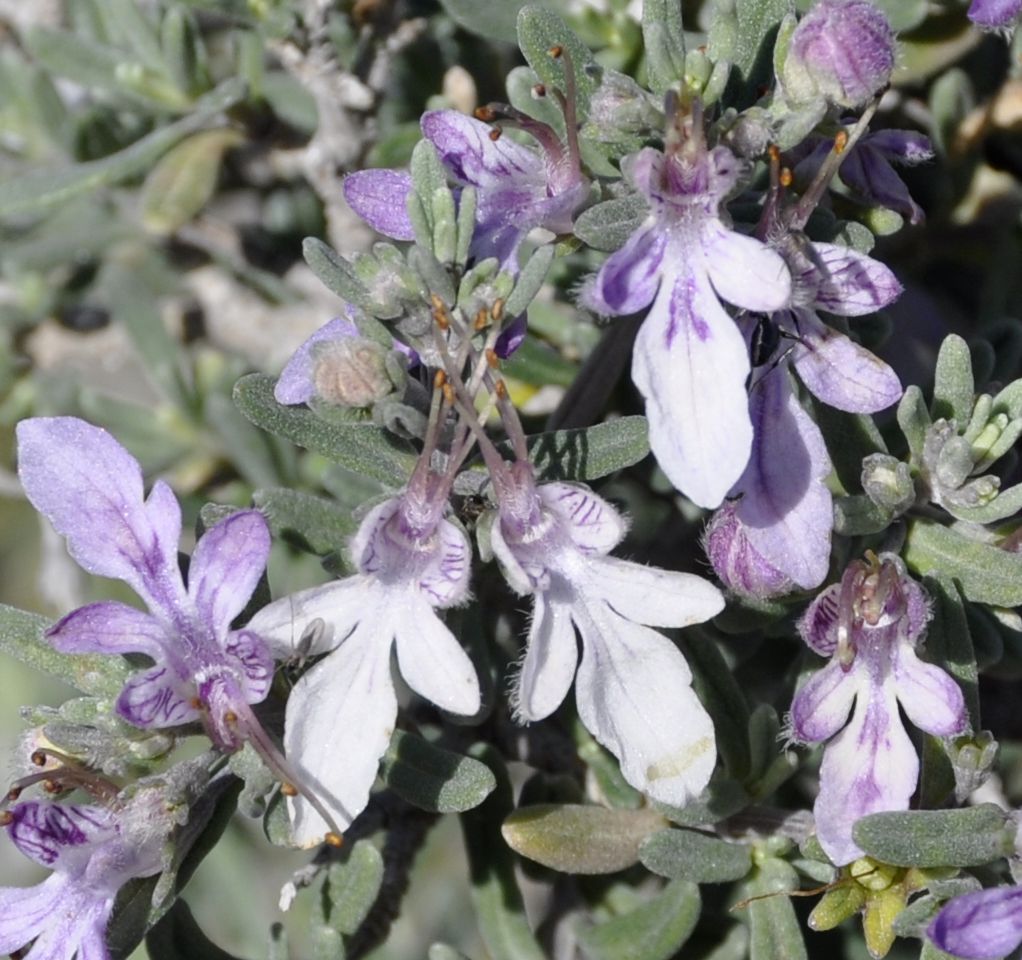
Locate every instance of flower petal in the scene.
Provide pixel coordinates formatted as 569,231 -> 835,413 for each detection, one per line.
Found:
929,887 -> 1022,960
515,587 -> 579,722
0,874 -> 70,955
539,483 -> 627,556
789,660 -> 858,742
894,647 -> 968,737
285,620 -> 397,844
6,801 -> 115,870
703,221 -> 792,312
223,629 -> 274,703
792,310 -> 902,412
46,601 -> 171,660
584,222 -> 665,315
115,666 -> 199,729
275,315 -> 361,405
808,243 -> 903,315
22,888 -> 111,960
16,418 -> 185,612
189,510 -> 270,638
342,169 -> 415,241
799,583 -> 842,656
593,557 -> 724,628
394,597 -> 480,715
814,682 -> 918,865
573,603 -> 716,805
632,263 -> 753,508
418,518 -> 472,608
839,143 -> 925,225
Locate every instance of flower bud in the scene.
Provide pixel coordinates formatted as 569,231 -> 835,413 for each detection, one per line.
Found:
585,70 -> 663,142
968,0 -> 1022,30
704,502 -> 796,600
311,337 -> 395,408
781,0 -> 896,109
861,453 -> 915,515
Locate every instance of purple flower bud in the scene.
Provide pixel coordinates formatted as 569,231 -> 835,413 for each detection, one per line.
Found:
782,0 -> 896,109
704,502 -> 797,600
969,0 -> 1022,30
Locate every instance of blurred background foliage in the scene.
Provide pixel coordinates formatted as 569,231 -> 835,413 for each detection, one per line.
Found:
3,0 -> 1022,957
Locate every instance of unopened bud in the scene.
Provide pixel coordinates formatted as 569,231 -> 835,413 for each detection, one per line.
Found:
861,453 -> 915,515
312,338 -> 394,409
781,0 -> 896,109
704,502 -> 796,600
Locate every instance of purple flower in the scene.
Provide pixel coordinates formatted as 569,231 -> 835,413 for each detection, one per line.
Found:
247,478 -> 480,846
781,0 -> 896,109
488,462 -> 725,805
789,555 -> 968,865
584,136 -> 792,508
17,418 -> 272,751
344,109 -> 588,273
707,365 -> 833,599
929,886 -> 1022,960
0,794 -> 170,960
969,0 -> 1022,30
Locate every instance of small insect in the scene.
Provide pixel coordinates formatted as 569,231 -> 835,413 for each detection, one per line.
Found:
280,598 -> 326,688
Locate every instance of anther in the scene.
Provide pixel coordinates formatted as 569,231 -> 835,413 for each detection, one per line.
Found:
30,751 -> 47,767
532,83 -> 547,98
224,711 -> 238,726
474,309 -> 489,331
780,168 -> 793,187
324,831 -> 344,848
491,298 -> 505,323
488,127 -> 503,142
434,369 -> 447,389
495,379 -> 508,398
281,782 -> 299,797
0,811 -> 12,826
189,697 -> 203,710
6,787 -> 21,802
442,383 -> 456,406
42,780 -> 61,794
485,348 -> 499,368
834,130 -> 849,154
768,144 -> 781,163
549,44 -> 564,58
431,294 -> 450,330
474,106 -> 497,122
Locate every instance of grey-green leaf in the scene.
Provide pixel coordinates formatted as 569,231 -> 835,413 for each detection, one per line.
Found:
302,237 -> 373,310
744,856 -> 807,960
642,0 -> 686,96
380,730 -> 497,814
573,195 -> 649,253
516,6 -> 597,115
323,840 -> 385,935
933,334 -> 975,425
640,828 -> 752,883
578,880 -> 701,960
233,374 -> 417,489
253,487 -> 357,556
853,805 -> 1015,868
146,900 -> 244,960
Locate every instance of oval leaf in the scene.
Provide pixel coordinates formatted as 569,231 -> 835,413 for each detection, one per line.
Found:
640,828 -> 752,884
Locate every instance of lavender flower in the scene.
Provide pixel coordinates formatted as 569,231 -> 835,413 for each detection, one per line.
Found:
929,886 -> 1022,960
487,461 -> 725,805
344,108 -> 588,273
583,114 -> 792,508
969,0 -> 1022,30
788,554 -> 968,865
780,0 -> 896,110
17,418 -> 273,750
246,477 -> 480,846
0,792 -> 172,960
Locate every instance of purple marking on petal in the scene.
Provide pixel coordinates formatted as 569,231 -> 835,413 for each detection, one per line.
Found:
6,801 -> 115,870
417,518 -> 472,608
583,224 -> 666,316
704,502 -> 797,600
539,483 -> 626,556
275,315 -> 361,405
342,169 -> 415,240
789,660 -> 857,742
189,510 -> 270,638
46,601 -> 171,661
116,666 -> 198,729
223,629 -> 274,704
809,243 -> 903,315
929,886 -> 1022,960
867,129 -> 934,165
494,315 -> 527,358
799,584 -> 842,656
422,110 -> 540,189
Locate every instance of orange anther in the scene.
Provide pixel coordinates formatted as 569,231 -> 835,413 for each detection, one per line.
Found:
324,831 -> 344,847
30,751 -> 47,767
485,348 -> 499,368
0,811 -> 12,826
549,44 -> 564,58
434,369 -> 447,389
224,710 -> 238,725
834,130 -> 849,154
488,127 -> 502,142
491,298 -> 505,323
780,168 -> 793,187
474,309 -> 489,330
281,782 -> 299,797
474,106 -> 496,122
442,383 -> 456,405
495,379 -> 508,398
768,144 -> 781,162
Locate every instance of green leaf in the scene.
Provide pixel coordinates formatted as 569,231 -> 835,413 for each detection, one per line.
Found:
743,856 -> 807,960
932,334 -> 975,425
503,336 -> 577,389
642,0 -> 686,96
853,805 -> 1015,868
146,900 -> 244,960
380,730 -> 497,814
578,880 -> 701,960
655,778 -> 750,827
942,482 -> 1022,524
573,195 -> 649,253
0,603 -> 130,697
253,487 -> 357,556
502,804 -> 667,874
322,840 -> 385,935
437,0 -> 527,41
923,573 -> 980,729
722,0 -> 791,93
141,129 -> 242,234
460,746 -> 546,960
523,416 -> 650,482
904,520 -> 1022,607
505,244 -> 555,318
160,5 -> 209,98
640,828 -> 752,883
233,374 -> 417,488
516,6 -> 598,115
0,79 -> 244,217
302,237 -> 373,310
897,385 -> 932,465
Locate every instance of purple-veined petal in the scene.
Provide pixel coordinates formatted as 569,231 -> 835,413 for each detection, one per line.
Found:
246,577 -> 366,660
394,596 -> 479,715
418,518 -> 472,609
632,263 -> 753,508
0,874 -> 71,955
20,888 -> 111,960
515,585 -> 579,722
621,147 -> 662,197
16,418 -> 186,611
342,169 -> 415,241
792,310 -> 902,412
468,216 -> 526,272
189,510 -> 270,638
46,601 -> 171,661
789,660 -> 858,742
734,369 -> 832,589
490,510 -> 541,595
6,801 -> 115,871
494,315 -> 527,359
893,646 -> 968,737
867,130 -> 934,165
573,603 -> 716,806
799,583 -> 842,656
809,243 -> 903,315
593,557 -> 724,629
350,497 -> 401,574
421,109 -> 540,190
73,900 -> 115,960
115,666 -> 198,729
902,575 -> 932,643
284,620 -> 397,844
929,886 -> 1022,960
275,315 -> 361,405
814,682 -> 918,865
839,143 -> 925,225
223,630 -> 274,704
539,483 -> 627,556
583,222 -> 666,316
703,221 -> 792,312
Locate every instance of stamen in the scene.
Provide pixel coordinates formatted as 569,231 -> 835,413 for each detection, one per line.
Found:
324,832 -> 344,847
281,783 -> 299,797
532,83 -> 546,98
474,309 -> 489,331
836,561 -> 866,669
547,44 -> 581,170
0,811 -> 12,826
30,751 -> 47,767
431,294 -> 450,331
474,106 -> 497,122
491,298 -> 504,323
488,127 -> 503,142
485,348 -> 499,368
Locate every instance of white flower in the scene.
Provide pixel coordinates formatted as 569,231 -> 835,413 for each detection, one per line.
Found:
488,464 -> 725,805
248,490 -> 480,846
